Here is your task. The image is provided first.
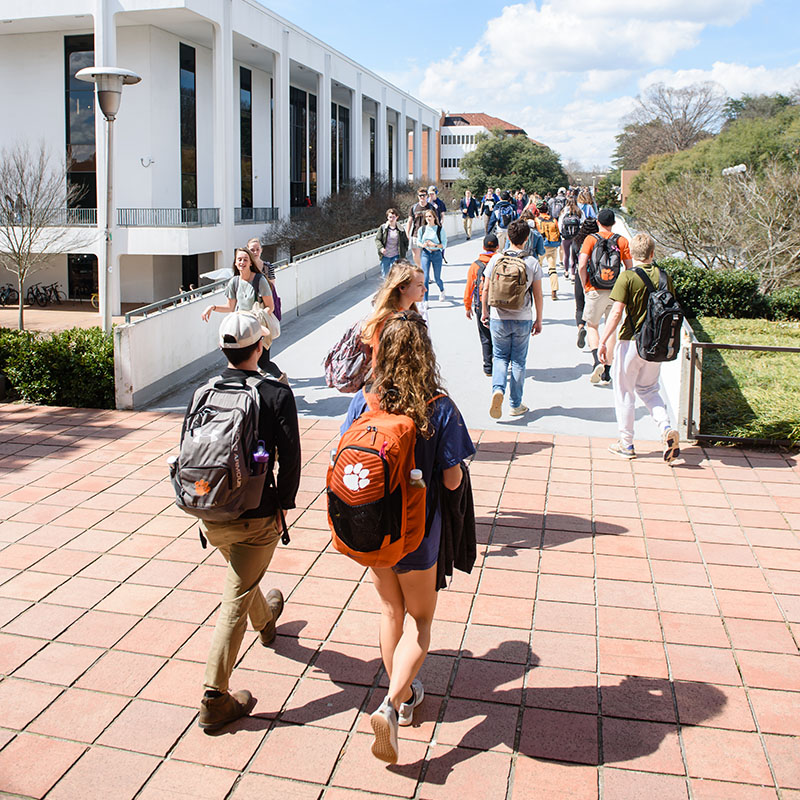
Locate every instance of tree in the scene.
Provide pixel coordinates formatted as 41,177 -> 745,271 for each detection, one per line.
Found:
594,174 -> 620,209
630,81 -> 727,151
723,92 -> 794,127
612,120 -> 674,170
455,129 -> 569,197
0,143 -> 94,329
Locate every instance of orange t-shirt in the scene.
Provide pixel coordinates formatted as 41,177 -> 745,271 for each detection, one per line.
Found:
580,231 -> 631,292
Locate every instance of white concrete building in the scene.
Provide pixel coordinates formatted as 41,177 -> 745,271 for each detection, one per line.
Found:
0,0 -> 439,311
439,112 -> 532,190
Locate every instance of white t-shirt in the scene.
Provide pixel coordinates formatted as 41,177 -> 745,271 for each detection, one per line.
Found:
485,250 -> 543,321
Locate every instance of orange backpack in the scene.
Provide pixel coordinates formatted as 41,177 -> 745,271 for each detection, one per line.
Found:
327,393 -> 433,568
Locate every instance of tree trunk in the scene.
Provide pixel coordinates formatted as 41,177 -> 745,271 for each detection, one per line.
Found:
16,274 -> 24,331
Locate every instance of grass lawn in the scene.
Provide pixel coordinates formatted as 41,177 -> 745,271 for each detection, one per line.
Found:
691,317 -> 800,443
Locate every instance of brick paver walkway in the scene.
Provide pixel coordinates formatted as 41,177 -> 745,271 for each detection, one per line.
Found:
0,403 -> 798,799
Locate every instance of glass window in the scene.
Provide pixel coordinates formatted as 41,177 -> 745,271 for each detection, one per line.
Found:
179,43 -> 197,209
240,67 -> 252,208
65,35 -> 96,209
309,93 -> 317,204
290,86 -> 307,206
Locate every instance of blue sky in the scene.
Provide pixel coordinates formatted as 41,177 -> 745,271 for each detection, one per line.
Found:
263,0 -> 800,167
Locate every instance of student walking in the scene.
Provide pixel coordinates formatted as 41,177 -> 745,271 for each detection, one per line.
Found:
464,233 -> 498,376
536,201 -> 561,300
201,248 -> 285,382
186,313 -> 300,731
481,219 -> 544,418
578,209 -> 633,386
598,233 -> 680,462
406,188 -> 439,269
479,189 -> 495,230
417,209 -> 447,303
334,312 -> 475,764
487,190 -> 517,252
558,199 -> 582,281
375,208 -> 409,278
460,190 -> 480,239
571,218 -> 599,350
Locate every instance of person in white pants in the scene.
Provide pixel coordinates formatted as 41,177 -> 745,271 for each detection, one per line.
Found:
598,232 -> 680,463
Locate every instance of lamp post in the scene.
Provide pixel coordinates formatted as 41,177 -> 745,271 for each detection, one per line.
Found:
76,67 -> 141,333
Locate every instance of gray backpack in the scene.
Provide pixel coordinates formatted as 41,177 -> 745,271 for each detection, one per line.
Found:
170,375 -> 270,522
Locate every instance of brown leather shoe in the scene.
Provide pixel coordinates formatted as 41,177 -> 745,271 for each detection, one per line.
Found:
258,588 -> 285,646
198,689 -> 253,732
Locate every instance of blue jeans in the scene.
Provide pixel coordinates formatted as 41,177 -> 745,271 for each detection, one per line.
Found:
421,249 -> 444,299
380,254 -> 399,278
490,318 -> 533,409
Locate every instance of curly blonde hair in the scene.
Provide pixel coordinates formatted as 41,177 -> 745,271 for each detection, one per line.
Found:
361,259 -> 423,345
371,311 -> 445,437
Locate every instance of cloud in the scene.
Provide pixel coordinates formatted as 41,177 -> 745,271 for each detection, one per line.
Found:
580,70 -> 635,94
639,60 -> 800,96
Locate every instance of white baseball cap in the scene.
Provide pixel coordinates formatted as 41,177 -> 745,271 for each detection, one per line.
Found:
218,312 -> 262,349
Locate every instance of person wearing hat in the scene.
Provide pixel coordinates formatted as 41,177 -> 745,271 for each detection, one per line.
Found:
577,208 -> 633,385
427,185 -> 447,220
464,233 -> 499,375
195,312 -> 301,732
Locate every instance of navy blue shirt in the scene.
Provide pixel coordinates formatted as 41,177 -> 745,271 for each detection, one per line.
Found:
341,391 -> 475,569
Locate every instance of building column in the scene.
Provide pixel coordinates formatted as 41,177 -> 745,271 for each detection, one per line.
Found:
272,29 -> 290,219
317,54 -> 332,201
399,100 -> 407,183
427,125 -> 436,184
212,3 -> 235,268
413,117 -> 422,182
351,72 -> 363,183
376,88 -> 387,180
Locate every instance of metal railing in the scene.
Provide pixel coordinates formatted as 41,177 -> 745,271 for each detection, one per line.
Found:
686,340 -> 800,446
42,208 -> 97,226
117,208 -> 220,227
235,207 -> 279,224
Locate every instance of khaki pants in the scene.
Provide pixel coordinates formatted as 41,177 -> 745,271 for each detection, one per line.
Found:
463,216 -> 473,238
542,247 -> 559,293
202,514 -> 282,692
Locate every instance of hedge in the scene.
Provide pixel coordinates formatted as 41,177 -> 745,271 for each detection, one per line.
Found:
656,257 -> 800,321
0,326 -> 114,408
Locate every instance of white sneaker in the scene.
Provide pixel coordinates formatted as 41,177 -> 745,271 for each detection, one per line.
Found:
662,427 -> 680,464
489,389 -> 504,419
370,696 -> 399,763
590,363 -> 604,384
509,404 -> 529,417
438,290 -> 446,302
398,679 -> 424,727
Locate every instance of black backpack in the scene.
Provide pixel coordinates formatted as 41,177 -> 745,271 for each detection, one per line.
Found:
550,197 -> 566,218
633,266 -> 684,362
560,214 -> 580,239
587,233 -> 622,289
471,259 -> 488,310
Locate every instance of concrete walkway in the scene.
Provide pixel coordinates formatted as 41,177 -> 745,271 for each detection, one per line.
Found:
0,402 -> 798,799
152,229 -> 662,442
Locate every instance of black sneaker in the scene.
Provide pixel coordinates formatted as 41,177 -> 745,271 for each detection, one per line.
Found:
577,328 -> 587,349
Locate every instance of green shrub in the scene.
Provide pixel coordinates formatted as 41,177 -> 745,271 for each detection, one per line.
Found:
767,287 -> 800,321
658,258 -> 769,318
1,326 -> 114,408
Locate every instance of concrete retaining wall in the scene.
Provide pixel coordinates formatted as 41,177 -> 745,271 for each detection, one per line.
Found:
114,212 -> 464,408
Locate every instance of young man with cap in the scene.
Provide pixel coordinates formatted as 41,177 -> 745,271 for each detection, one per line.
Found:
578,208 -> 633,386
427,185 -> 447,220
196,312 -> 301,732
464,233 -> 499,375
598,233 -> 680,462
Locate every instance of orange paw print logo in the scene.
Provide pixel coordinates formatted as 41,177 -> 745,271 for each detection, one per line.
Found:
194,479 -> 211,496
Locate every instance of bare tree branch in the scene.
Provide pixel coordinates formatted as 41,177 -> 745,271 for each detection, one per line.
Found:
0,142 -> 97,329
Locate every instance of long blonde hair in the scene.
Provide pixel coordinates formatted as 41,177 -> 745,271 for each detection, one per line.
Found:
371,311 -> 445,437
361,259 -> 423,344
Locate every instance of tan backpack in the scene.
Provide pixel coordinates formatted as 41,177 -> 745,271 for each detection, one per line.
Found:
487,253 -> 529,310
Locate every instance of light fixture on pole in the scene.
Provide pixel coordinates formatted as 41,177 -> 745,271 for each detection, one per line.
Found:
76,66 -> 141,334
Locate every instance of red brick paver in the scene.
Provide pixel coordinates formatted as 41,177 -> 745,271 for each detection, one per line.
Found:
0,403 -> 798,798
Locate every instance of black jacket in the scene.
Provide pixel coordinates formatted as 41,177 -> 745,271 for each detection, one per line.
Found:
436,463 -> 476,590
220,368 -> 301,518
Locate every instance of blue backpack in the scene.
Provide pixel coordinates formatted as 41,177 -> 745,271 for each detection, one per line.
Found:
497,204 -> 515,229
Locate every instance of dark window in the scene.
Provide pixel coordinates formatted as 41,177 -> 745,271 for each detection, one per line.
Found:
289,86 -> 307,207
179,43 -> 197,208
240,67 -> 252,208
337,105 -> 349,189
181,255 -> 199,291
65,35 -> 96,209
388,123 -> 394,187
369,116 -> 376,189
68,253 -> 98,299
270,78 -> 275,208
331,102 -> 337,194
308,93 -> 317,205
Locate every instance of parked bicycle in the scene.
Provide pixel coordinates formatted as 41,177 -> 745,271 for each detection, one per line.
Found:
25,283 -> 48,307
0,283 -> 19,307
42,282 -> 66,304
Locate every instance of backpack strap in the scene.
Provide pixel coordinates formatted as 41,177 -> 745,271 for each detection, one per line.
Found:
633,267 -> 657,294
